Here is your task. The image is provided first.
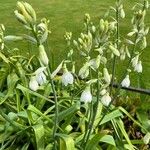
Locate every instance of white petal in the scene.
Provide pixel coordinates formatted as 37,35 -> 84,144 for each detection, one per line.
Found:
36,72 -> 46,85
80,90 -> 92,103
121,75 -> 130,87
62,72 -> 74,86
101,93 -> 111,106
134,61 -> 142,73
29,77 -> 39,91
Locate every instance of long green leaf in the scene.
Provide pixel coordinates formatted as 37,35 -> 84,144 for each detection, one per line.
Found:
32,124 -> 45,150
100,109 -> 122,125
56,133 -> 75,150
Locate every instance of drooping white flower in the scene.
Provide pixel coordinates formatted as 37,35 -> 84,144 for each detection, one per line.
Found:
80,86 -> 92,103
121,75 -> 130,87
134,61 -> 142,73
143,132 -> 150,144
36,72 -> 46,85
131,55 -> 139,68
34,67 -> 47,85
29,76 -> 39,91
101,92 -> 111,106
62,71 -> 74,86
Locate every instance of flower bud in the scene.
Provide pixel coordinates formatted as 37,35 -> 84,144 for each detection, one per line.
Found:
62,64 -> 74,86
120,8 -> 125,18
91,25 -> 96,33
103,68 -> 111,84
134,61 -> 142,73
80,86 -> 92,103
121,75 -> 130,87
29,76 -> 39,91
101,92 -> 111,106
131,55 -> 139,68
24,2 -> 36,22
141,37 -> 147,49
4,35 -> 23,42
73,40 -> 78,47
99,19 -> 105,32
38,45 -> 49,66
109,45 -> 120,56
17,1 -> 33,24
14,10 -> 28,25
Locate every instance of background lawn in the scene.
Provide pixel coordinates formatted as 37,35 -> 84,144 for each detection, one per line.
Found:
0,0 -> 150,88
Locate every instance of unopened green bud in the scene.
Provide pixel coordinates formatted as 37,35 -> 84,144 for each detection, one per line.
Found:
14,10 -> 28,25
17,1 -> 33,23
78,38 -> 83,44
73,40 -> 78,47
109,45 -> 120,56
84,13 -> 90,24
103,68 -> 111,84
101,56 -> 107,65
141,36 -> 147,49
38,45 -> 49,66
99,19 -> 105,32
104,20 -> 109,33
91,25 -> 96,33
24,2 -> 36,22
120,8 -> 125,18
4,35 -> 23,42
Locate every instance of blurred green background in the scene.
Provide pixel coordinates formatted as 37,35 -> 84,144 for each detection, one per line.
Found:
0,0 -> 150,88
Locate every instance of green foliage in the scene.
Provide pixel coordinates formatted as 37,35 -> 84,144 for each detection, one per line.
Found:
0,0 -> 149,150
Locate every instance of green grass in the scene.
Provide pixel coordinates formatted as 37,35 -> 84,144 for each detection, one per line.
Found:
0,0 -> 150,88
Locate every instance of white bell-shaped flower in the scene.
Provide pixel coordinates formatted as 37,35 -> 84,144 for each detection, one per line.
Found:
36,72 -> 46,85
101,92 -> 111,106
121,75 -> 130,87
62,64 -> 74,86
134,61 -> 142,73
62,71 -> 74,86
80,86 -> 92,103
34,67 -> 47,85
29,76 -> 39,91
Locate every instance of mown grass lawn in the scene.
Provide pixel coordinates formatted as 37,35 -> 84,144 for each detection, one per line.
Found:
0,0 -> 150,88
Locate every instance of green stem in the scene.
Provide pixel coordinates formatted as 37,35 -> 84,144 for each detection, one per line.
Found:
84,72 -> 100,148
81,102 -> 93,147
31,26 -> 58,148
47,67 -> 58,149
110,0 -> 119,96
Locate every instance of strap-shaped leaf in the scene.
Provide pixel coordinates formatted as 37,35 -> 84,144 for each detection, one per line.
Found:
32,124 -> 45,150
56,133 -> 75,150
100,109 -> 123,125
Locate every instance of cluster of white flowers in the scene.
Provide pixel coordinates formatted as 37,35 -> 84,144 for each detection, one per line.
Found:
100,90 -> 111,106
29,67 -> 47,91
